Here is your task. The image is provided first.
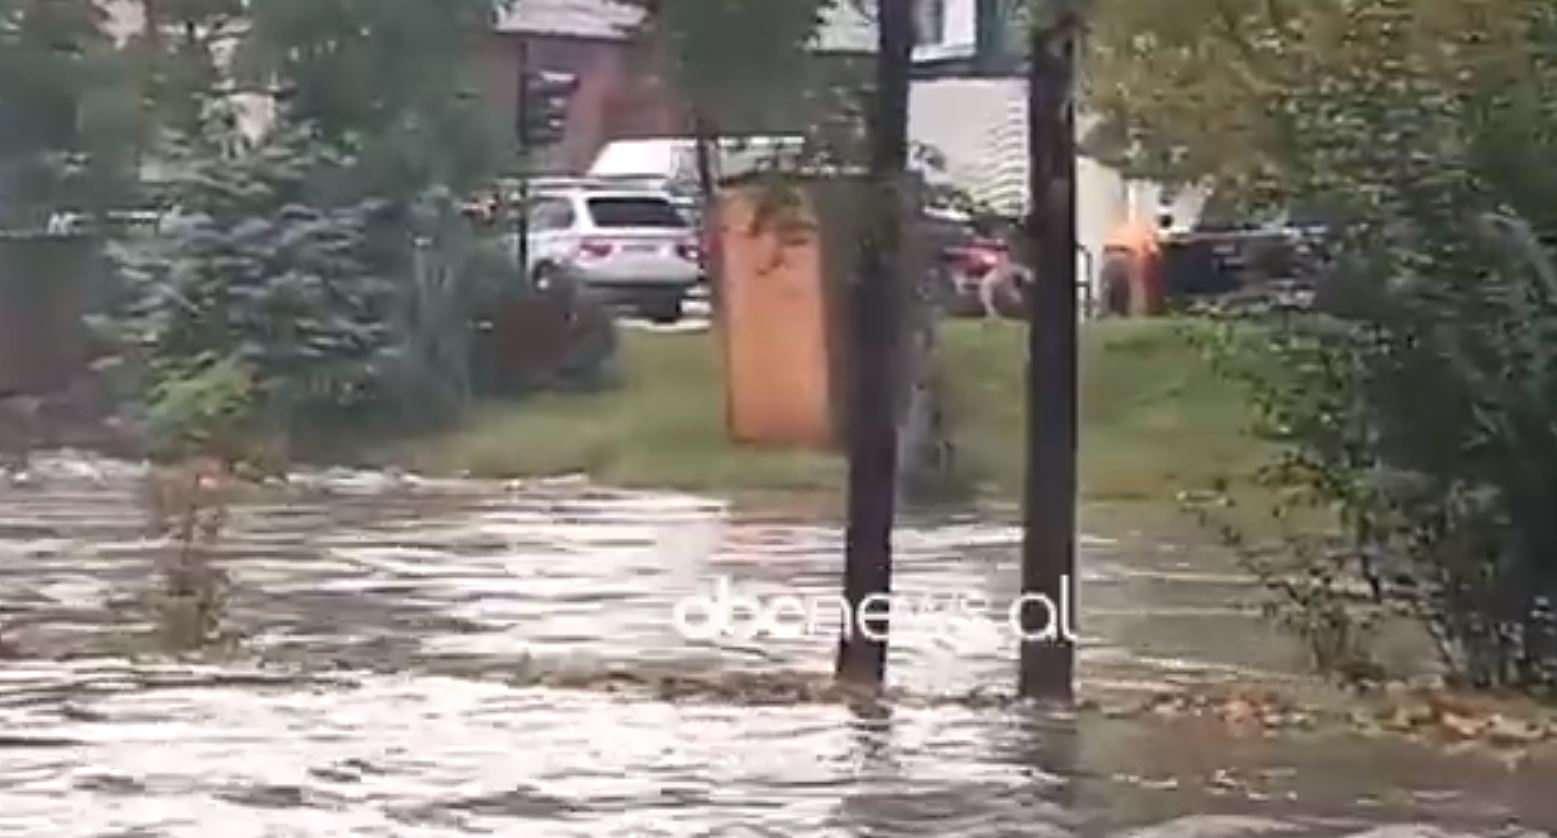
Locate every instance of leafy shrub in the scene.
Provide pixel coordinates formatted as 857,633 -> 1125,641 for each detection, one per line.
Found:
1155,1 -> 1557,691
469,266 -> 619,396
1198,210 -> 1557,690
141,354 -> 257,463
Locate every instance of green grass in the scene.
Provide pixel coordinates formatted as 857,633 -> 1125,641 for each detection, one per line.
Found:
942,318 -> 1274,505
405,330 -> 844,494
405,319 -> 1275,511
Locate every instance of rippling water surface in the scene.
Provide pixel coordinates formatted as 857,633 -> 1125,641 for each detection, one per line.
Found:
0,454 -> 1552,837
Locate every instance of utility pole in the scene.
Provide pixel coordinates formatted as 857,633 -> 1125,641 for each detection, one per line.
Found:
514,47 -> 577,288
835,0 -> 914,691
1019,5 -> 1080,702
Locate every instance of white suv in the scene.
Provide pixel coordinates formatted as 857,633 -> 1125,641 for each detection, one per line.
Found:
522,182 -> 703,323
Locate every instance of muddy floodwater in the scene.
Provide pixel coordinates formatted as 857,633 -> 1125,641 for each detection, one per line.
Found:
1,454 -> 1553,837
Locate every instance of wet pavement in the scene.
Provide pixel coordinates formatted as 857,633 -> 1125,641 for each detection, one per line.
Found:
0,454 -> 1552,837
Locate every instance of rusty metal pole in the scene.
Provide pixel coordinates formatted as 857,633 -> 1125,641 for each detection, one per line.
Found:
836,0 -> 914,691
1019,7 -> 1080,702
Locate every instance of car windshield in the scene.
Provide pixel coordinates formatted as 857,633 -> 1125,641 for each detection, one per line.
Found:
586,196 -> 686,229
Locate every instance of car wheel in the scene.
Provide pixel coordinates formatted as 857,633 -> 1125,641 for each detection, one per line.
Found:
645,297 -> 684,325
1100,258 -> 1132,317
532,263 -> 561,292
536,263 -> 584,297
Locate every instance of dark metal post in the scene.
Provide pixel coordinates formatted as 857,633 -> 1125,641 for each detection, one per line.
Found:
835,0 -> 914,691
1019,9 -> 1079,702
691,113 -> 722,317
515,42 -> 532,284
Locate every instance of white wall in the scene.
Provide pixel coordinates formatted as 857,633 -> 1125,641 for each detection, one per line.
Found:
102,0 -> 142,42
913,0 -> 978,63
1077,156 -> 1128,285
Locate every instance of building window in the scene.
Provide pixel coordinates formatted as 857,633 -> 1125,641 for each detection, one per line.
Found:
913,0 -> 946,47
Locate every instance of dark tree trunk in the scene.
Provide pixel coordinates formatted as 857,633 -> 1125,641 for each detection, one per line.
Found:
835,0 -> 913,691
1018,12 -> 1079,703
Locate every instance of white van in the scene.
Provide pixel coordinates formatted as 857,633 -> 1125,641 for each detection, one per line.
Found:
587,136 -> 808,197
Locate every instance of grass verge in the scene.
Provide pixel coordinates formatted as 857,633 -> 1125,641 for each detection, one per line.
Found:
943,318 -> 1273,504
403,319 -> 1276,514
403,329 -> 843,495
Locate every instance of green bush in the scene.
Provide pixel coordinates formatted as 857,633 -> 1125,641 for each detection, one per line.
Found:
1174,1 -> 1557,691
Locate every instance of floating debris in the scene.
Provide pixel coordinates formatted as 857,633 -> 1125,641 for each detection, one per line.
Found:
1080,679 -> 1557,759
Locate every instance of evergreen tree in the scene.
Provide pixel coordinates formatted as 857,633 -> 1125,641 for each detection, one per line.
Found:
120,0 -> 527,444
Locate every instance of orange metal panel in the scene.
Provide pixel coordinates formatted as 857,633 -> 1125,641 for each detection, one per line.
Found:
716,188 -> 836,450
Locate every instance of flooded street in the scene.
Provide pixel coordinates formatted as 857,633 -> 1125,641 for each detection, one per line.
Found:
1,454 -> 1553,837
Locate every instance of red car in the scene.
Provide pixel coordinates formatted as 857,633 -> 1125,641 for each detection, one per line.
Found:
940,237 -> 1029,318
